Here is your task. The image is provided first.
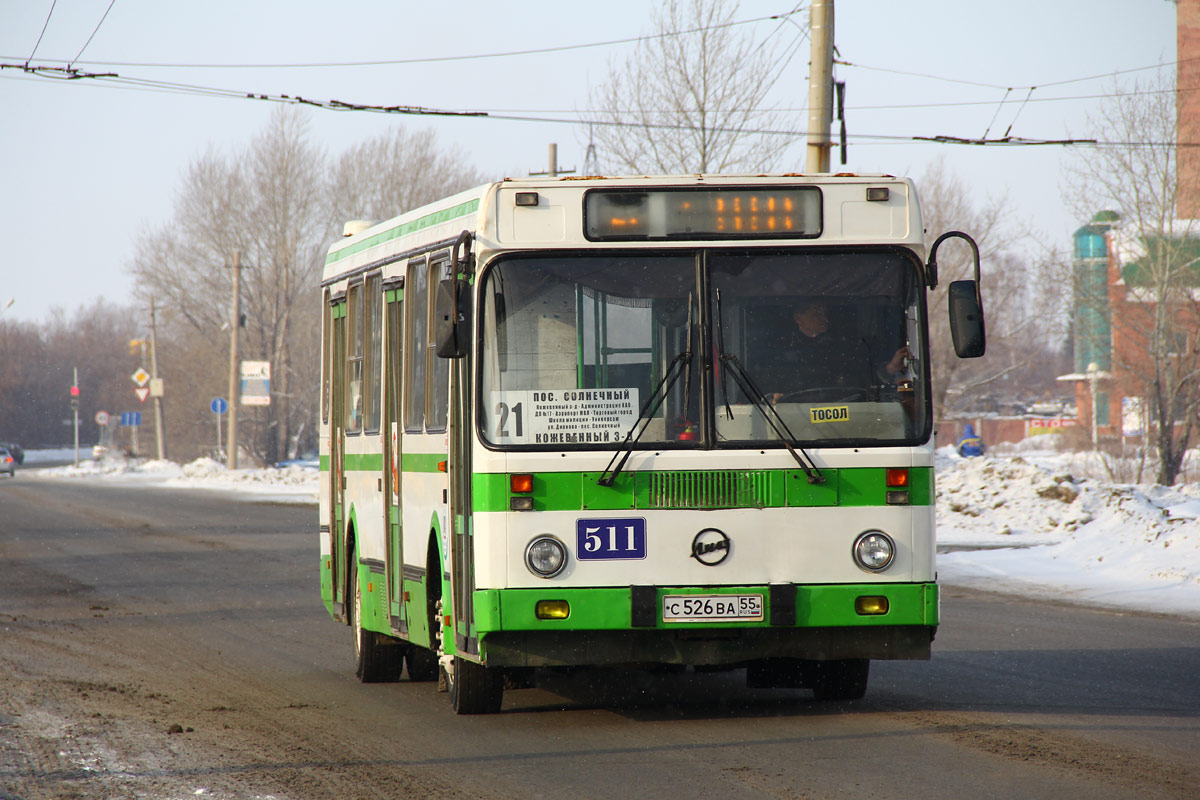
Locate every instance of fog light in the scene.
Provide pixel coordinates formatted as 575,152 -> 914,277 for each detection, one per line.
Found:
535,600 -> 570,619
855,595 -> 890,615
525,535 -> 567,577
853,530 -> 895,572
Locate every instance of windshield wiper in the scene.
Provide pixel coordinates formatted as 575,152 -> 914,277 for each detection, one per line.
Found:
714,290 -> 824,485
598,294 -> 694,488
596,349 -> 692,487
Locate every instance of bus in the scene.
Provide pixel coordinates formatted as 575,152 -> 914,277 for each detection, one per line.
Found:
319,174 -> 986,714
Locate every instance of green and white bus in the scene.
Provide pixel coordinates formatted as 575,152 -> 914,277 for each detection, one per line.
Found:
319,174 -> 985,713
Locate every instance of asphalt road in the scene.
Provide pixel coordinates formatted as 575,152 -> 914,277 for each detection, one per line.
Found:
1,474 -> 1197,799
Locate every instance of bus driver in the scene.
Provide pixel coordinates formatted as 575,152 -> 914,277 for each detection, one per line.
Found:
765,300 -> 912,403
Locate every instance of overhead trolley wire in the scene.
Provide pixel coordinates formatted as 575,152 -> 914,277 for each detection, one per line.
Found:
25,0 -> 59,65
7,8 -> 806,70
69,0 -> 118,69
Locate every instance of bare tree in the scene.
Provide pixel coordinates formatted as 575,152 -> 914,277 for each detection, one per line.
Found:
326,127 -> 487,225
582,0 -> 797,174
1064,71 -> 1200,485
916,161 -> 1055,420
0,300 -> 139,449
130,108 -> 327,464
130,112 -> 488,463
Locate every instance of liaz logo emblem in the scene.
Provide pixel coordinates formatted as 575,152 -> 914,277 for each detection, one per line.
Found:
690,528 -> 730,566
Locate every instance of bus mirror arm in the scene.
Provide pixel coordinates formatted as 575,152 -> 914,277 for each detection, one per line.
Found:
435,279 -> 471,359
926,230 -> 985,358
437,232 -> 474,359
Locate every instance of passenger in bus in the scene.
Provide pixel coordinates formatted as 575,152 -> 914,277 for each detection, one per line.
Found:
764,300 -> 911,403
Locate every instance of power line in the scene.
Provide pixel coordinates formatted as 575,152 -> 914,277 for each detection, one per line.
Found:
836,56 -> 1192,92
26,0 -> 59,64
69,0 -> 118,68
9,8 -> 804,70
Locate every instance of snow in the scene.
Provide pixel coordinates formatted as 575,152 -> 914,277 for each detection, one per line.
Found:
26,449 -> 318,504
935,445 -> 1200,619
16,445 -> 1200,620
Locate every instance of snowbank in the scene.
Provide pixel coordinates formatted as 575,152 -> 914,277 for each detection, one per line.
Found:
18,447 -> 1200,618
936,447 -> 1200,618
32,454 -> 318,503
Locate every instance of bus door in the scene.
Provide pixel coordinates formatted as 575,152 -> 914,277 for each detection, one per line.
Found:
437,253 -> 477,658
329,299 -> 347,615
383,286 -> 407,635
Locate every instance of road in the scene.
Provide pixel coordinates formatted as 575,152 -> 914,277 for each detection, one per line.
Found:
1,475 -> 1197,799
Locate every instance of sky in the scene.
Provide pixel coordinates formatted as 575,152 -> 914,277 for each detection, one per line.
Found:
0,0 -> 1180,326
24,442 -> 1200,620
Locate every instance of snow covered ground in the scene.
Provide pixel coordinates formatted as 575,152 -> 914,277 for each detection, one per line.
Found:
17,445 -> 1200,619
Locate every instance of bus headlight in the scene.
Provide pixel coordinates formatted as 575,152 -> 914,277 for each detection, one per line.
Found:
525,535 -> 567,578
853,530 -> 895,572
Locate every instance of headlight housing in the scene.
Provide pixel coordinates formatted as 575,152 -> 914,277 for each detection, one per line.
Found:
853,530 -> 895,572
525,535 -> 568,578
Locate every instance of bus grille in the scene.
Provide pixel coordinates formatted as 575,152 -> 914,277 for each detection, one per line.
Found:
643,470 -> 768,509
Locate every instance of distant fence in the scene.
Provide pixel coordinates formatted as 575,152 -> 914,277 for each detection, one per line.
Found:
935,416 -> 1078,449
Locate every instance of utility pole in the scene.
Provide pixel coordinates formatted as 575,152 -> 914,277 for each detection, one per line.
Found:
149,297 -> 167,460
529,143 -> 575,178
71,367 -> 80,468
227,250 -> 242,469
805,0 -> 835,173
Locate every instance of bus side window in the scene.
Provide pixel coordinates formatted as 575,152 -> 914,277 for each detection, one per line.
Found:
404,257 -> 428,433
364,272 -> 383,434
426,257 -> 450,431
346,281 -> 363,435
321,291 -> 331,425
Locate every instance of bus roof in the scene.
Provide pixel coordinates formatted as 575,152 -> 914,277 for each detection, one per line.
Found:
322,174 -> 923,287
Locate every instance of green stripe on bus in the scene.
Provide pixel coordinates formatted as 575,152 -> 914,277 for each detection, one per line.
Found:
319,453 -> 448,472
325,198 -> 480,266
472,583 -> 937,632
471,467 -> 932,511
402,453 -> 447,472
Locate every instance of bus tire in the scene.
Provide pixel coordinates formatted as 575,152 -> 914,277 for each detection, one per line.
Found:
810,659 -> 869,701
352,549 -> 404,683
405,645 -> 438,682
449,656 -> 504,714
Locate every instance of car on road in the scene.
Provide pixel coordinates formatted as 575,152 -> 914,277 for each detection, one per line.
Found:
0,442 -> 23,464
0,447 -> 16,477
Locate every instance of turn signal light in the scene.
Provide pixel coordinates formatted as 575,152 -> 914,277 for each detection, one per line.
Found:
536,600 -> 570,619
511,473 -> 534,493
885,468 -> 909,487
855,596 -> 890,615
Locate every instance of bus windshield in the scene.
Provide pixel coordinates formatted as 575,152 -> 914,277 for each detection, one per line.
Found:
478,249 -> 928,449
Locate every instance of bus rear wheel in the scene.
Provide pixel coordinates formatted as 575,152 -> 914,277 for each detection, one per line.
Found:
352,553 -> 404,683
448,656 -> 504,714
810,659 -> 869,701
405,646 -> 438,682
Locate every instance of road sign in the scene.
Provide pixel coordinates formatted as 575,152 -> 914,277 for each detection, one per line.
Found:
120,412 -> 142,426
134,387 -> 150,402
131,368 -> 150,387
240,360 -> 271,406
211,397 -> 228,415
94,410 -> 110,426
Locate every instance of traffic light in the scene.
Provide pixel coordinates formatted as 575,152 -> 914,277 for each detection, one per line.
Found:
70,383 -> 80,411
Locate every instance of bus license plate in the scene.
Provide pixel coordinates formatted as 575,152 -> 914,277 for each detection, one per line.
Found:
662,594 -> 764,623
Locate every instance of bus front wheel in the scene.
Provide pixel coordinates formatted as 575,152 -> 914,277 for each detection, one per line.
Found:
448,656 -> 504,714
811,659 -> 869,701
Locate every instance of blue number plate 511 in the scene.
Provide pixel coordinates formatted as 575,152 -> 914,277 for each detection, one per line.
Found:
576,517 -> 647,560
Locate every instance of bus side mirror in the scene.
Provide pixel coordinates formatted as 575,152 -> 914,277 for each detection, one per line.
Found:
435,278 -> 470,359
948,279 -> 986,358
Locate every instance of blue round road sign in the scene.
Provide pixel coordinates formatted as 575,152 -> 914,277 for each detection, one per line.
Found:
211,397 -> 228,415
